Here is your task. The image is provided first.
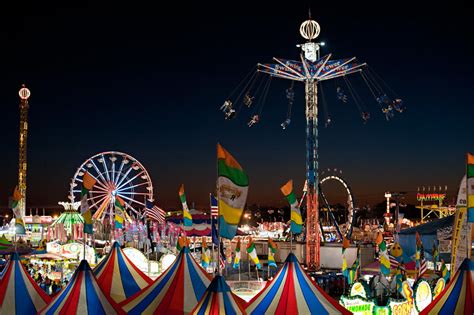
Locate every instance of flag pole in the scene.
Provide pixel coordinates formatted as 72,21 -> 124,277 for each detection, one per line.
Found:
209,193 -> 215,276
216,144 -> 222,276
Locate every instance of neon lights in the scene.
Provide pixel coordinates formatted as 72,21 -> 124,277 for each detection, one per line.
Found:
416,193 -> 446,202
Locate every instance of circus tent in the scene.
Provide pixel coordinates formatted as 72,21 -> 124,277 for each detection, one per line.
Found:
94,242 -> 153,303
0,253 -> 51,314
39,259 -> 124,315
420,258 -> 473,315
121,246 -> 212,314
191,275 -> 247,315
246,253 -> 351,314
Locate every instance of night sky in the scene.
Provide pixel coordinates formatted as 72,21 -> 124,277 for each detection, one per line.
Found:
0,2 -> 472,212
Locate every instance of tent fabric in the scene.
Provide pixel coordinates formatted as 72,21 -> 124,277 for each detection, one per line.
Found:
39,259 -> 124,315
246,253 -> 351,315
0,253 -> 51,314
190,275 -> 247,315
94,242 -> 153,303
121,246 -> 212,314
420,258 -> 473,315
398,216 -> 454,262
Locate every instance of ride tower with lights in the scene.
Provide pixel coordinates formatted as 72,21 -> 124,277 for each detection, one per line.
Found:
18,85 -> 31,218
257,17 -> 366,269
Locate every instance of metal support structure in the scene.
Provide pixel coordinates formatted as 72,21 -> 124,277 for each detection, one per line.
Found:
18,85 -> 31,218
256,17 -> 365,269
305,79 -> 320,270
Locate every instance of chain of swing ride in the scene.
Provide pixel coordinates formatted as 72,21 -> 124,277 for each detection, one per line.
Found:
219,65 -> 404,128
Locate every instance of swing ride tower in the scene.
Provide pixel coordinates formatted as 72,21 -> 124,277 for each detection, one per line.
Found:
18,85 -> 31,218
257,18 -> 366,269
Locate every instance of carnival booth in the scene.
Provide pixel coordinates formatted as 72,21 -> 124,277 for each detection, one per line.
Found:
191,275 -> 247,315
120,246 -> 212,314
0,253 -> 51,314
38,259 -> 124,314
419,258 -> 473,315
94,242 -> 153,303
246,253 -> 351,314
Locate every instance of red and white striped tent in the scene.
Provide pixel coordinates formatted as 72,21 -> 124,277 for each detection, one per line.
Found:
246,253 -> 351,314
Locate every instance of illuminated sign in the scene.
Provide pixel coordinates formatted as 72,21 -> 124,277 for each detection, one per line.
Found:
388,299 -> 413,315
433,278 -> 445,300
416,193 -> 446,202
339,296 -> 375,315
350,281 -> 368,299
414,280 -> 433,313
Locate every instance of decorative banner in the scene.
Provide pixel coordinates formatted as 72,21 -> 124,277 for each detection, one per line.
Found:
416,193 -> 446,202
456,175 -> 467,207
451,207 -> 470,278
339,296 -> 375,315
350,281 -> 368,299
433,277 -> 446,300
414,280 -> 433,313
388,298 -> 413,315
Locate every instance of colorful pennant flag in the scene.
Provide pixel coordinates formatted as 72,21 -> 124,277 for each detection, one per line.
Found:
379,240 -> 391,276
280,180 -> 303,234
349,247 -> 360,284
217,143 -> 249,239
233,238 -> 241,269
81,172 -> 97,234
179,184 -> 193,227
440,259 -> 450,282
11,186 -> 26,234
201,237 -> 210,268
246,237 -> 261,269
268,239 -> 277,268
432,240 -> 439,269
467,153 -> 474,222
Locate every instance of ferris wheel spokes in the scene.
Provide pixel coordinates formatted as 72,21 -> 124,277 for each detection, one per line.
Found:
98,155 -> 111,182
89,159 -> 108,185
116,170 -> 146,192
110,156 -> 116,184
119,181 -> 150,192
114,163 -> 135,190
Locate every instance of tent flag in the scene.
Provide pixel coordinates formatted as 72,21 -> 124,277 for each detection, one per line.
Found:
114,197 -> 126,229
440,259 -> 450,282
81,171 -> 97,234
233,238 -> 241,269
246,237 -> 261,269
201,237 -> 210,268
379,240 -> 391,276
11,186 -> 26,234
280,180 -> 303,234
217,143 -> 249,239
179,184 -> 193,226
268,239 -> 277,268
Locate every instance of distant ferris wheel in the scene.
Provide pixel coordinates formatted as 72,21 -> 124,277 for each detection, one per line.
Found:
69,151 -> 153,221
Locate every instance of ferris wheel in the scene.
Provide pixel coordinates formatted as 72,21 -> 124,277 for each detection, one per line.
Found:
319,169 -> 356,238
69,151 -> 153,221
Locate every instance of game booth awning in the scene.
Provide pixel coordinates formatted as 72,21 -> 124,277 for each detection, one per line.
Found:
94,241 -> 153,303
120,246 -> 212,314
0,252 -> 51,314
39,259 -> 124,315
191,275 -> 247,315
419,258 -> 473,315
246,253 -> 351,314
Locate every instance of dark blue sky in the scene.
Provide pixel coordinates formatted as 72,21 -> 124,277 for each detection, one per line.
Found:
0,2 -> 472,211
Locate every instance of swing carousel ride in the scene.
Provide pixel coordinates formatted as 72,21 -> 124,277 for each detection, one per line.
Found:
220,14 -> 404,269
